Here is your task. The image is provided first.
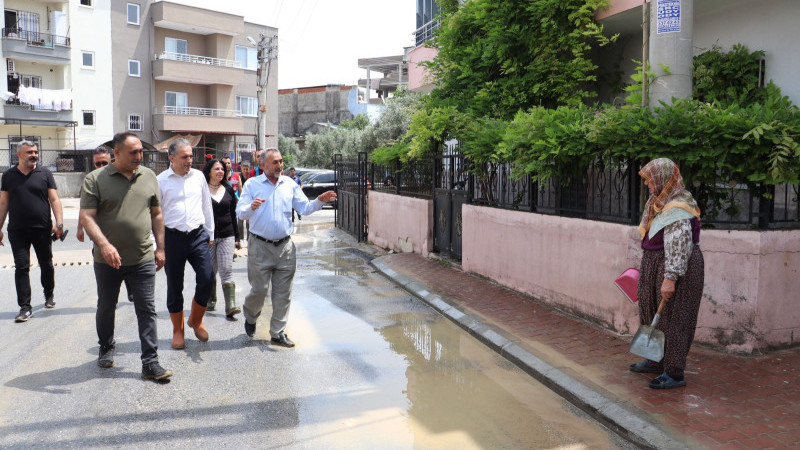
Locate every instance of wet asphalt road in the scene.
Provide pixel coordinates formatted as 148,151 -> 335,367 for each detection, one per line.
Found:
0,200 -> 632,449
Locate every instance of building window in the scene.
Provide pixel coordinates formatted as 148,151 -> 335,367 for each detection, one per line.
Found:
165,37 -> 188,56
128,114 -> 143,131
83,110 -> 96,127
236,96 -> 258,116
81,51 -> 95,68
127,3 -> 140,25
80,0 -> 93,7
165,91 -> 188,113
21,74 -> 42,88
235,45 -> 257,70
128,59 -> 141,77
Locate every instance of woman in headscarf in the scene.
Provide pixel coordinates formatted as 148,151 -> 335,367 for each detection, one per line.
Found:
629,158 -> 705,389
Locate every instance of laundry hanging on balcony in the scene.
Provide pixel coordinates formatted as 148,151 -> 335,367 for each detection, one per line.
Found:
16,85 -> 72,111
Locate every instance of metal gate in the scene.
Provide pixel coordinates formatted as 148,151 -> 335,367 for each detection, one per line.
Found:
334,152 -> 369,242
433,152 -> 469,259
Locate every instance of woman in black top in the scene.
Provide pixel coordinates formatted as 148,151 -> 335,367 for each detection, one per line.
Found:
203,159 -> 242,317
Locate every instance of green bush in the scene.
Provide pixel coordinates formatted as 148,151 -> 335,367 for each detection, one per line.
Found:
474,85 -> 800,188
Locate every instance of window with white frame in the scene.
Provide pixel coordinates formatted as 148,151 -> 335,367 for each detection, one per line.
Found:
21,74 -> 42,88
80,0 -> 93,7
128,59 -> 141,77
81,51 -> 95,68
236,96 -> 258,116
83,110 -> 96,127
128,114 -> 143,131
165,91 -> 188,114
165,37 -> 188,56
127,3 -> 140,25
235,45 -> 257,70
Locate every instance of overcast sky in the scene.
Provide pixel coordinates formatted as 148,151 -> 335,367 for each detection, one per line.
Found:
171,0 -> 416,89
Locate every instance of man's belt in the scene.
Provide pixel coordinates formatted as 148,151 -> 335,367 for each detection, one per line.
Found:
250,233 -> 290,246
166,226 -> 203,235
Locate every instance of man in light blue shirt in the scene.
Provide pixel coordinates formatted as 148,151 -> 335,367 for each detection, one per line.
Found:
237,148 -> 336,347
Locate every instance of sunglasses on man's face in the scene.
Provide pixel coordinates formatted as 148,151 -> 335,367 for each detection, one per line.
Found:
95,161 -> 109,167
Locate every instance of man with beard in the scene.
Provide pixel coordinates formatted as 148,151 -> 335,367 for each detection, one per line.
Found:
77,147 -> 135,302
0,140 -> 64,322
80,133 -> 171,380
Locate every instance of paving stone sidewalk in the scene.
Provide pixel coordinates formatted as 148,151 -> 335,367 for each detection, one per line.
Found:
376,252 -> 800,449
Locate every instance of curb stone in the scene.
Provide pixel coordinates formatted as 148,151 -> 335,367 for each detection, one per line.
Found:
371,255 -> 689,450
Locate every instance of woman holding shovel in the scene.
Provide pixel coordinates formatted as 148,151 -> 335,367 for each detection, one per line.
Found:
630,158 -> 704,389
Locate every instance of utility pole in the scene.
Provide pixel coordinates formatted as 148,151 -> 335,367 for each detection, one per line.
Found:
251,33 -> 278,151
648,0 -> 693,106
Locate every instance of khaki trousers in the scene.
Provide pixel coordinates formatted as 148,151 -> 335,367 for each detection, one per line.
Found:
243,236 -> 296,338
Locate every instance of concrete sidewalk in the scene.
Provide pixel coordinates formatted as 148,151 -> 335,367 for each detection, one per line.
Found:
372,252 -> 800,449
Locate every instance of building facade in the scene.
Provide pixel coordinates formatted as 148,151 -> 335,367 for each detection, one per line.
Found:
1,0 -> 115,172
110,0 -> 278,160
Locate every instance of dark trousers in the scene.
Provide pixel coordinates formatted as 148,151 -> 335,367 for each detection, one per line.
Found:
164,227 -> 214,313
95,260 -> 159,364
8,228 -> 54,311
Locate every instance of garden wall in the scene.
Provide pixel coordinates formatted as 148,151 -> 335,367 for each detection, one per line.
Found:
368,191 -> 433,256
459,205 -> 800,352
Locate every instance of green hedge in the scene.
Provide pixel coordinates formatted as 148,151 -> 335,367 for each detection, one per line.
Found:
457,84 -> 800,188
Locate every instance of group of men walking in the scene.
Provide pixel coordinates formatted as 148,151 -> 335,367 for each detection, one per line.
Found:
0,134 -> 336,382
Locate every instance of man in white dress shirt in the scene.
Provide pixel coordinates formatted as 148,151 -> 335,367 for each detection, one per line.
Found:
157,138 -> 215,349
237,148 -> 336,347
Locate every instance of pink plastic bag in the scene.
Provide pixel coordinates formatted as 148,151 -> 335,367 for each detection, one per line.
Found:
614,267 -> 640,304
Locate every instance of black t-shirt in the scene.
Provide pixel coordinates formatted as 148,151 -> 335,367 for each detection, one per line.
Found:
1,165 -> 56,230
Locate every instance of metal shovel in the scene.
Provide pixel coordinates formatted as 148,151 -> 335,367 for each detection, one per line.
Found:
629,297 -> 667,362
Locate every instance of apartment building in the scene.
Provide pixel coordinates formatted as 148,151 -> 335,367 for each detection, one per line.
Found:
595,0 -> 800,106
110,0 -> 278,161
0,0 -> 114,171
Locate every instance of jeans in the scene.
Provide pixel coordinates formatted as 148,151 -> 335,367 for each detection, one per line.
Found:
95,260 -> 159,364
164,227 -> 214,313
8,228 -> 54,312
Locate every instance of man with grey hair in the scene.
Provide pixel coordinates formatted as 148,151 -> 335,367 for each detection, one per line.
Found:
0,140 -> 64,322
157,138 -> 215,349
237,148 -> 336,347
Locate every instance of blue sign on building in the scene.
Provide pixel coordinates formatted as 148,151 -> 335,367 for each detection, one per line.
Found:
657,0 -> 681,34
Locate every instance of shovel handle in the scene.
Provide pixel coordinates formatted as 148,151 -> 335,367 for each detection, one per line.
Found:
650,296 -> 668,327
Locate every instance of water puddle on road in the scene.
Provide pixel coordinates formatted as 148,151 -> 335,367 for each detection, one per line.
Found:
288,284 -> 631,449
377,313 -> 630,449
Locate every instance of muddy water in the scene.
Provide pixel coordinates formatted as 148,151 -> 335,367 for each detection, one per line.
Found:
284,212 -> 632,449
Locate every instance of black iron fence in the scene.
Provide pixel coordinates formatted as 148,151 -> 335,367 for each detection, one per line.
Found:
378,155 -> 800,230
371,158 -> 434,199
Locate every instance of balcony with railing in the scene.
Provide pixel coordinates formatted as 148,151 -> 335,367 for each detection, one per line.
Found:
153,51 -> 244,85
2,28 -> 70,63
414,19 -> 440,47
152,106 -> 246,134
4,86 -> 73,122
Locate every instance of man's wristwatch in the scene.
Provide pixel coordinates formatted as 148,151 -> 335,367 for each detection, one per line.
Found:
56,224 -> 64,230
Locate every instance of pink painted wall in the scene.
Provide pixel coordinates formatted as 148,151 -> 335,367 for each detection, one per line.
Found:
596,0 -> 645,20
461,205 -> 800,352
368,191 -> 433,256
407,46 -> 438,92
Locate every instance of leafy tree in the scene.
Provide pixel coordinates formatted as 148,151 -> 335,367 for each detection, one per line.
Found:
338,114 -> 370,131
423,0 -> 615,121
693,43 -> 766,107
278,134 -> 299,166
